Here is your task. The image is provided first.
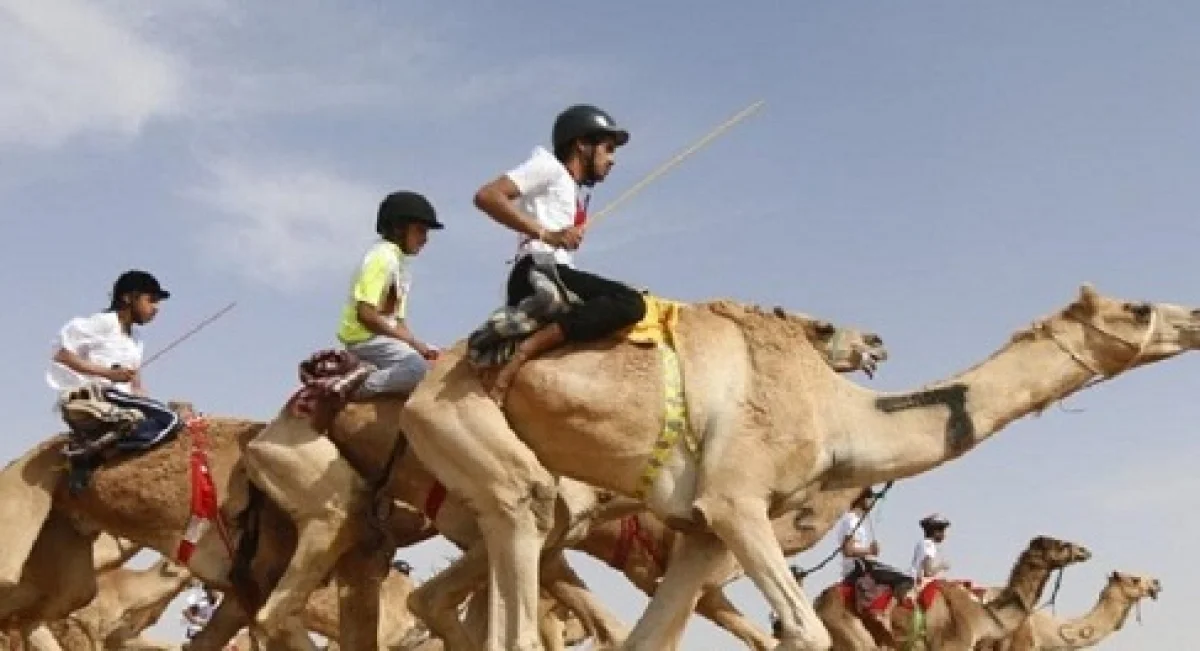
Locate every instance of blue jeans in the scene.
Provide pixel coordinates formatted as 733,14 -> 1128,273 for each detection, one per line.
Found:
102,388 -> 181,450
345,336 -> 429,397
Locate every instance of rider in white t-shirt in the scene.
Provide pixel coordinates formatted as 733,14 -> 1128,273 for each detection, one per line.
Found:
473,104 -> 646,400
911,513 -> 951,584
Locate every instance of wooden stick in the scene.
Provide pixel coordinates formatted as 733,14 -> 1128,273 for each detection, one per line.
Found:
141,301 -> 238,368
586,99 -> 766,228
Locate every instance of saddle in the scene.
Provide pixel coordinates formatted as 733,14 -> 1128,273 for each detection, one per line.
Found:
287,349 -> 375,430
57,384 -> 144,458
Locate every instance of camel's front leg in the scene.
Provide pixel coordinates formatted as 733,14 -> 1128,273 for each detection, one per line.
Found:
695,495 -> 832,651
243,419 -> 367,643
401,385 -> 557,651
335,542 -> 388,651
694,587 -> 777,651
623,530 -> 735,651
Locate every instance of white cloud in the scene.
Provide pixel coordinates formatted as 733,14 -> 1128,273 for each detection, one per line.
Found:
0,0 -> 184,147
189,155 -> 380,291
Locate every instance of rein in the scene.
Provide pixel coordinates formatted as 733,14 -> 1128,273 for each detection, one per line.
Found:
791,480 -> 895,581
1046,308 -> 1158,390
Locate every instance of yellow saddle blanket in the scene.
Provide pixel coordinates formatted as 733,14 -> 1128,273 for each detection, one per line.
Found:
623,295 -> 686,347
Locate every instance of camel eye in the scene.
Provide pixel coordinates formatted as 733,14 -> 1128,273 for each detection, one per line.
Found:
814,322 -> 836,338
1125,303 -> 1152,321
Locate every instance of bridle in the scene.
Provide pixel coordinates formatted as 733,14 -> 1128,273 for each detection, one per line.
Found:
1044,307 -> 1159,389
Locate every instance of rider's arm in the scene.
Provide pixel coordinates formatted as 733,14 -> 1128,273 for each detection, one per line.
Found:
474,175 -> 546,242
354,303 -> 428,354
52,348 -> 123,382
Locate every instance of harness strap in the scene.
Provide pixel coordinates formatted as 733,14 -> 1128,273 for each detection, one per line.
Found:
424,482 -> 448,521
633,342 -> 695,501
612,515 -> 668,570
176,418 -> 237,563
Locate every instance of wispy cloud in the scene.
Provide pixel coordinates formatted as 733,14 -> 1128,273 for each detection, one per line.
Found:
189,155 -> 379,292
0,0 -> 184,148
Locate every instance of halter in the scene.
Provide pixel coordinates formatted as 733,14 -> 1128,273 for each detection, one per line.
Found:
1045,306 -> 1159,389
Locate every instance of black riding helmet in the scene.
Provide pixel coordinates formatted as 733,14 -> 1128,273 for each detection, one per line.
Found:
551,104 -> 630,154
376,191 -> 444,236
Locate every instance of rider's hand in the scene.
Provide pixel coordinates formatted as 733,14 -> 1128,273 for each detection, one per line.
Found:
542,227 -> 584,251
106,366 -> 138,383
416,343 -> 440,361
868,541 -> 880,556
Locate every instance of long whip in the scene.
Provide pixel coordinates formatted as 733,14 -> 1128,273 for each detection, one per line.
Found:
141,301 -> 238,369
585,99 -> 766,229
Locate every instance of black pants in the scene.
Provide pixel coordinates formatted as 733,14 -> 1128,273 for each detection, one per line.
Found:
507,256 -> 646,343
847,558 -> 914,595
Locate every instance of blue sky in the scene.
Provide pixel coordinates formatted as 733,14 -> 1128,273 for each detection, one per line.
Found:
3,1 -> 1198,648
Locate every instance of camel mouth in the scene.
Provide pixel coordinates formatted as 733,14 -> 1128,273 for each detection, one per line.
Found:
1072,548 -> 1092,563
1148,582 -> 1162,599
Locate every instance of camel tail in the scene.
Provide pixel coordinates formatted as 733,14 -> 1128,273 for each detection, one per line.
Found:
0,438 -> 66,587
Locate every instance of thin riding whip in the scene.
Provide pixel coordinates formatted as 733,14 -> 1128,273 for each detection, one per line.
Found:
585,99 -> 766,229
141,301 -> 238,369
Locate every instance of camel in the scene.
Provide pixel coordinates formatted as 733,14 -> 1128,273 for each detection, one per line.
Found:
0,500 -> 144,649
44,556 -> 190,651
395,284 -> 1200,650
240,305 -> 888,649
813,535 -> 1092,649
984,571 -> 1161,651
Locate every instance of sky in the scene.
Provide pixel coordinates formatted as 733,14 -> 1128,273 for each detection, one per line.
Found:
3,1 -> 1198,648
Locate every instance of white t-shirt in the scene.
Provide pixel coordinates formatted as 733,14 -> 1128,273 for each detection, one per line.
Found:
505,146 -> 583,267
46,311 -> 143,393
911,538 -> 940,581
837,511 -> 874,577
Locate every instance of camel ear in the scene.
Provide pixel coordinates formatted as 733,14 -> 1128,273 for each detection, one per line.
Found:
1109,571 -> 1121,581
1030,535 -> 1050,550
773,306 -> 787,318
1078,283 -> 1101,309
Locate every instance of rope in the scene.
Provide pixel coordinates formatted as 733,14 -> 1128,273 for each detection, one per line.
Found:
1037,567 -> 1066,613
791,481 -> 896,581
142,301 -> 238,368
585,100 -> 766,228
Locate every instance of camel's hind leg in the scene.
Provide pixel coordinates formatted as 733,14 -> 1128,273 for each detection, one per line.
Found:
400,380 -> 557,651
694,586 -> 777,651
695,495 -> 832,651
622,530 -> 736,651
243,418 -> 367,647
540,552 -> 628,647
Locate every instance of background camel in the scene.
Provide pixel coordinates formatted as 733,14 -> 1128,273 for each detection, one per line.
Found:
44,556 -> 190,651
983,571 -> 1161,651
812,535 -> 1091,649
241,307 -> 886,649
398,285 -> 1200,650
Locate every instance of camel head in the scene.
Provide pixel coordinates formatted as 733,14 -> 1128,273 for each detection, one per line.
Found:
1108,571 -> 1162,601
1025,535 -> 1092,570
773,307 -> 889,377
1048,284 -> 1200,375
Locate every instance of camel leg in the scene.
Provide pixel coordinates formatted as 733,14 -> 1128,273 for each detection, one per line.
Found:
187,598 -> 248,651
812,589 -> 876,651
400,391 -> 557,651
622,530 -> 734,651
697,496 -> 832,651
408,541 -> 491,650
23,626 -> 61,651
539,552 -> 628,647
694,587 -> 776,651
335,544 -> 388,651
243,420 -> 367,644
